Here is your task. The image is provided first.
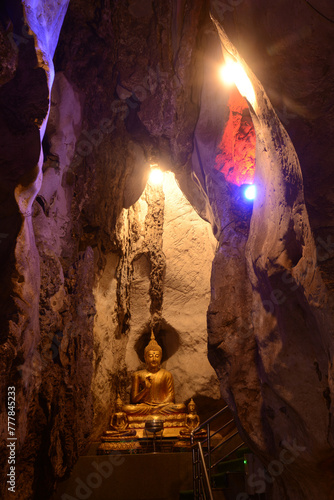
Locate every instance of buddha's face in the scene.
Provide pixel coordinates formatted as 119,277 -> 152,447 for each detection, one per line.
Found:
145,349 -> 162,372
188,403 -> 195,413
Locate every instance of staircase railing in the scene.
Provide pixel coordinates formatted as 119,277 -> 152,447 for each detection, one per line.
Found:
190,405 -> 244,500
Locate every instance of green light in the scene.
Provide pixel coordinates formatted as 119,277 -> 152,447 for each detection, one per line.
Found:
243,459 -> 247,465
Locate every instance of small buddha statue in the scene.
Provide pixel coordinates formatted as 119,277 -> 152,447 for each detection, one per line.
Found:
180,398 -> 206,437
104,396 -> 136,438
123,330 -> 186,417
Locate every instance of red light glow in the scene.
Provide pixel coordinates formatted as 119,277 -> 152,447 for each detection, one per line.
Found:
214,87 -> 256,186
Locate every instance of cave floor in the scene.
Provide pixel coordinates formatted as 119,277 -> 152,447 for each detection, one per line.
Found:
51,447 -> 193,500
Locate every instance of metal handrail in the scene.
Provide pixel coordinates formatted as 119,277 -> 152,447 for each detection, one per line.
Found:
198,442 -> 214,500
192,405 -> 229,435
209,429 -> 239,456
211,441 -> 245,469
191,405 -> 244,500
202,418 -> 235,446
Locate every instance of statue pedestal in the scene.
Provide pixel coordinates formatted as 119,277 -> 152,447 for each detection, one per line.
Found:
97,413 -> 188,453
97,435 -> 196,454
127,412 -> 187,438
98,439 -> 141,453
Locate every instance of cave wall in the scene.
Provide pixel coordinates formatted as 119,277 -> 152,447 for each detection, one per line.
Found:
206,2 -> 334,499
1,1 -> 219,498
0,2 -> 74,499
92,171 -> 221,438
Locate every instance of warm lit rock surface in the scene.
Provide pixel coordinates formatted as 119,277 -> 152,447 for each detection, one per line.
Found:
1,2 -> 221,498
162,172 -> 219,403
92,172 -> 221,438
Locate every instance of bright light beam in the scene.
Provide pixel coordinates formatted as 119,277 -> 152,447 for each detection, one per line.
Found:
149,167 -> 164,185
219,59 -> 255,105
244,184 -> 256,201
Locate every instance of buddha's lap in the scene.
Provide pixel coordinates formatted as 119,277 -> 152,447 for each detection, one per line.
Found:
123,402 -> 186,415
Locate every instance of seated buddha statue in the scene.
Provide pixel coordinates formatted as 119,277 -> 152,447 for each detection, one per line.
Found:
179,398 -> 206,437
103,396 -> 136,438
123,330 -> 186,419
110,396 -> 128,431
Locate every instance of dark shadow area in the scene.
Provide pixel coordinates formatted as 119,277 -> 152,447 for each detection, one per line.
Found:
191,394 -> 230,430
135,319 -> 180,363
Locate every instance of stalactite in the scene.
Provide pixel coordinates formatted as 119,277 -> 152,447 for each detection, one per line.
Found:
144,182 -> 166,323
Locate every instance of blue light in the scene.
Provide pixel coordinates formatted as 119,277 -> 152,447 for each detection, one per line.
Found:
243,184 -> 256,201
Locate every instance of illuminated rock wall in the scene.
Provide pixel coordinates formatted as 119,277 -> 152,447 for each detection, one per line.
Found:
0,2 -> 219,497
92,171 -> 222,438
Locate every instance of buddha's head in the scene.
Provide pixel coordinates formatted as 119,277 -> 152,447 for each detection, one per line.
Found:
144,330 -> 162,372
115,396 -> 123,412
188,398 -> 196,414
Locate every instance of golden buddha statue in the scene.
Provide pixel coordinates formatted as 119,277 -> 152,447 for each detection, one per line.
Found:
106,396 -> 136,436
99,396 -> 138,453
123,330 -> 186,435
179,399 -> 206,438
184,399 -> 200,431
